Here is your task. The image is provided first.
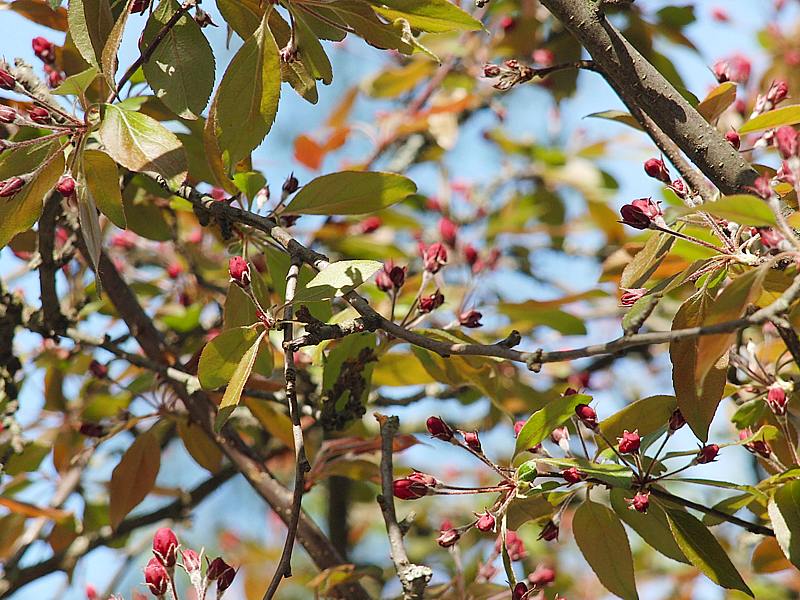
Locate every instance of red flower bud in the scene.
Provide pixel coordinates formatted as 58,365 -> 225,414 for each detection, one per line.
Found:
181,549 -> 201,572
27,106 -> 51,125
725,131 -> 741,150
562,467 -> 585,484
574,404 -> 598,430
475,511 -> 496,532
0,106 -> 17,124
739,428 -> 772,458
696,443 -> 720,464
407,470 -> 438,487
512,582 -> 529,600
144,557 -> 169,596
767,384 -> 789,415
89,360 -> 108,379
56,175 -> 76,196
528,565 -> 556,587
497,530 -> 527,559
620,288 -> 646,307
436,527 -> 460,548
359,215 -> 382,234
206,557 -> 236,592
419,290 -> 444,313
166,262 -> 183,279
422,242 -> 448,274
458,309 -> 483,328
463,430 -> 482,452
0,69 -> 15,90
537,520 -> 559,542
627,491 -> 650,513
643,158 -> 671,184
426,416 -> 454,441
393,477 -> 430,500
619,204 -> 652,230
438,217 -> 458,247
463,243 -> 479,267
86,583 -> 98,600
514,420 -> 525,437
483,64 -> 501,78
32,36 -> 56,63
152,527 -> 179,567
282,172 -> 299,195
130,0 -> 151,13
533,48 -> 555,66
44,64 -> 64,88
0,177 -> 25,197
617,430 -> 641,454
228,256 -> 250,288
668,408 -> 686,432
775,126 -> 799,159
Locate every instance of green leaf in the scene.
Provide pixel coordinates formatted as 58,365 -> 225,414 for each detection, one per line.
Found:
666,508 -> 753,596
205,10 -> 280,171
293,10 -> 333,85
101,0 -> 134,82
83,149 -> 125,228
514,393 -> 590,457
98,104 -> 187,186
300,260 -> 383,301
768,480 -> 800,570
504,495 -> 553,530
285,171 -> 417,215
67,0 -> 113,69
620,231 -> 677,289
610,489 -> 688,564
599,395 -> 677,448
76,168 -> 104,276
739,105 -> 800,134
141,0 -> 215,119
0,150 -> 64,249
585,110 -> 643,131
198,326 -> 262,389
215,330 -> 265,431
686,195 -> 776,227
52,67 -> 100,97
369,0 -> 482,32
574,498 -> 639,600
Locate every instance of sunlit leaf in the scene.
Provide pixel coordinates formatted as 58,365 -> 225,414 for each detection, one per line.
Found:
285,171 -> 417,215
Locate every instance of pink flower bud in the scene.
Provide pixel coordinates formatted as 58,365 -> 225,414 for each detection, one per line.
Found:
0,106 -> 17,124
393,477 -> 430,500
0,69 -> 15,90
767,384 -> 789,415
562,467 -> 585,485
627,491 -> 650,513
436,527 -> 460,548
668,178 -> 689,199
86,583 -> 98,600
438,217 -> 458,247
550,426 -> 569,444
0,177 -> 25,198
529,565 -> 556,587
463,430 -> 482,452
643,158 -> 671,183
725,131 -> 741,150
620,288 -> 646,307
668,408 -> 686,432
631,197 -> 663,219
532,48 -> 555,66
514,420 -> 525,437
422,242 -> 448,274
206,557 -> 236,592
152,527 -> 179,568
44,64 -> 64,88
574,404 -> 598,430
359,216 -> 382,234
144,557 -> 169,596
407,470 -> 438,487
88,360 -> 108,379
166,262 -> 183,279
537,521 -> 559,542
181,549 -> 201,572
617,430 -> 641,454
56,175 -> 76,196
696,443 -> 720,464
228,256 -> 250,288
497,530 -> 527,559
712,54 -> 751,84
758,227 -> 785,250
419,290 -> 444,313
710,7 -> 729,22
32,37 -> 56,64
775,126 -> 798,159
426,416 -> 454,441
747,174 -> 774,200
27,106 -> 51,125
767,80 -> 789,105
475,511 -> 496,532
458,309 -> 483,328
512,582 -> 529,600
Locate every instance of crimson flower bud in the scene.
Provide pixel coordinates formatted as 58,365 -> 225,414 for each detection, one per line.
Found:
725,131 -> 741,150
86,583 -> 98,600
483,64 -> 501,78
529,565 -> 556,587
619,204 -> 652,230
438,217 -> 458,247
89,359 -> 108,379
422,242 -> 448,274
574,404 -> 598,430
228,256 -> 250,288
775,126 -> 799,159
144,557 -> 169,597
388,265 -> 406,289
56,175 -> 76,196
512,582 -> 528,600
463,243 -> 479,266
181,548 -> 201,572
767,79 -> 789,105
152,527 -> 179,568
207,557 -> 236,592
359,215 -> 382,233
514,420 -> 525,437
462,430 -> 482,452
458,309 -> 483,328
419,290 -> 444,313
0,177 -> 25,197
627,491 -> 650,513
695,443 -> 720,464
538,520 -> 559,542
0,106 -> 17,124
562,467 -> 585,485
166,262 -> 183,279
767,384 -> 789,415
533,48 -> 555,66
668,408 -> 686,432
130,0 -> 150,13
32,36 -> 56,63
27,106 -> 51,125
393,477 -> 430,500
0,69 -> 15,90
282,172 -> 299,195
436,527 -> 460,548
475,511 -> 495,532
620,288 -> 646,307
617,430 -> 641,454
739,428 -> 772,458
407,470 -> 438,487
643,158 -> 671,183
79,422 -> 107,438
426,416 -> 454,441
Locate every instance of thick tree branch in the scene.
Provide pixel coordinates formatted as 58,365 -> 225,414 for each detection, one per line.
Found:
538,0 -> 757,194
37,193 -> 67,337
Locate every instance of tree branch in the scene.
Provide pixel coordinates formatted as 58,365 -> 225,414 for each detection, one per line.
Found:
37,192 -> 67,337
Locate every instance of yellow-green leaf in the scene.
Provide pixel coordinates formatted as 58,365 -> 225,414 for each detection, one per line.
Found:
688,195 -> 776,227
739,104 -> 800,134
369,0 -> 482,32
514,393 -> 590,457
198,326 -> 262,390
215,330 -> 265,431
300,259 -> 383,301
610,489 -> 688,564
768,480 -> 800,570
284,171 -> 417,215
67,0 -> 113,69
599,395 -> 677,447
83,149 -> 125,228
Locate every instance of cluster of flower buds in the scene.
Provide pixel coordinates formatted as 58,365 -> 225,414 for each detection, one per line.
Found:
483,60 -> 535,91
375,260 -> 406,293
228,256 -> 251,289
619,197 -> 666,230
752,80 -> 789,117
739,428 -> 772,458
31,37 -> 64,87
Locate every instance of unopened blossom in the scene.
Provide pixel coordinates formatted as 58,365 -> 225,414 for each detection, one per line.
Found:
712,54 -> 751,83
767,384 -> 789,415
463,430 -> 482,452
426,416 -> 454,441
418,290 -> 444,313
739,428 -> 772,458
627,491 -> 650,513
458,309 -> 483,328
620,288 -> 646,307
620,198 -> 663,229
574,404 -> 598,430
695,444 -> 720,464
618,430 -> 641,454
644,158 -> 671,183
747,174 -> 774,200
144,557 -> 169,597
152,528 -> 179,568
725,131 -> 741,150
668,409 -> 686,432
207,557 -> 236,592
438,217 -> 458,246
228,256 -> 250,288
0,177 -> 25,197
56,175 -> 76,196
0,69 -> 15,90
475,511 -> 496,532
32,36 -> 56,63
436,527 -> 460,548
422,242 -> 448,273
775,126 -> 799,159
512,582 -> 529,600
393,478 -> 430,500
528,564 -> 556,587
537,520 -> 559,542
562,467 -> 585,484
497,530 -> 527,560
